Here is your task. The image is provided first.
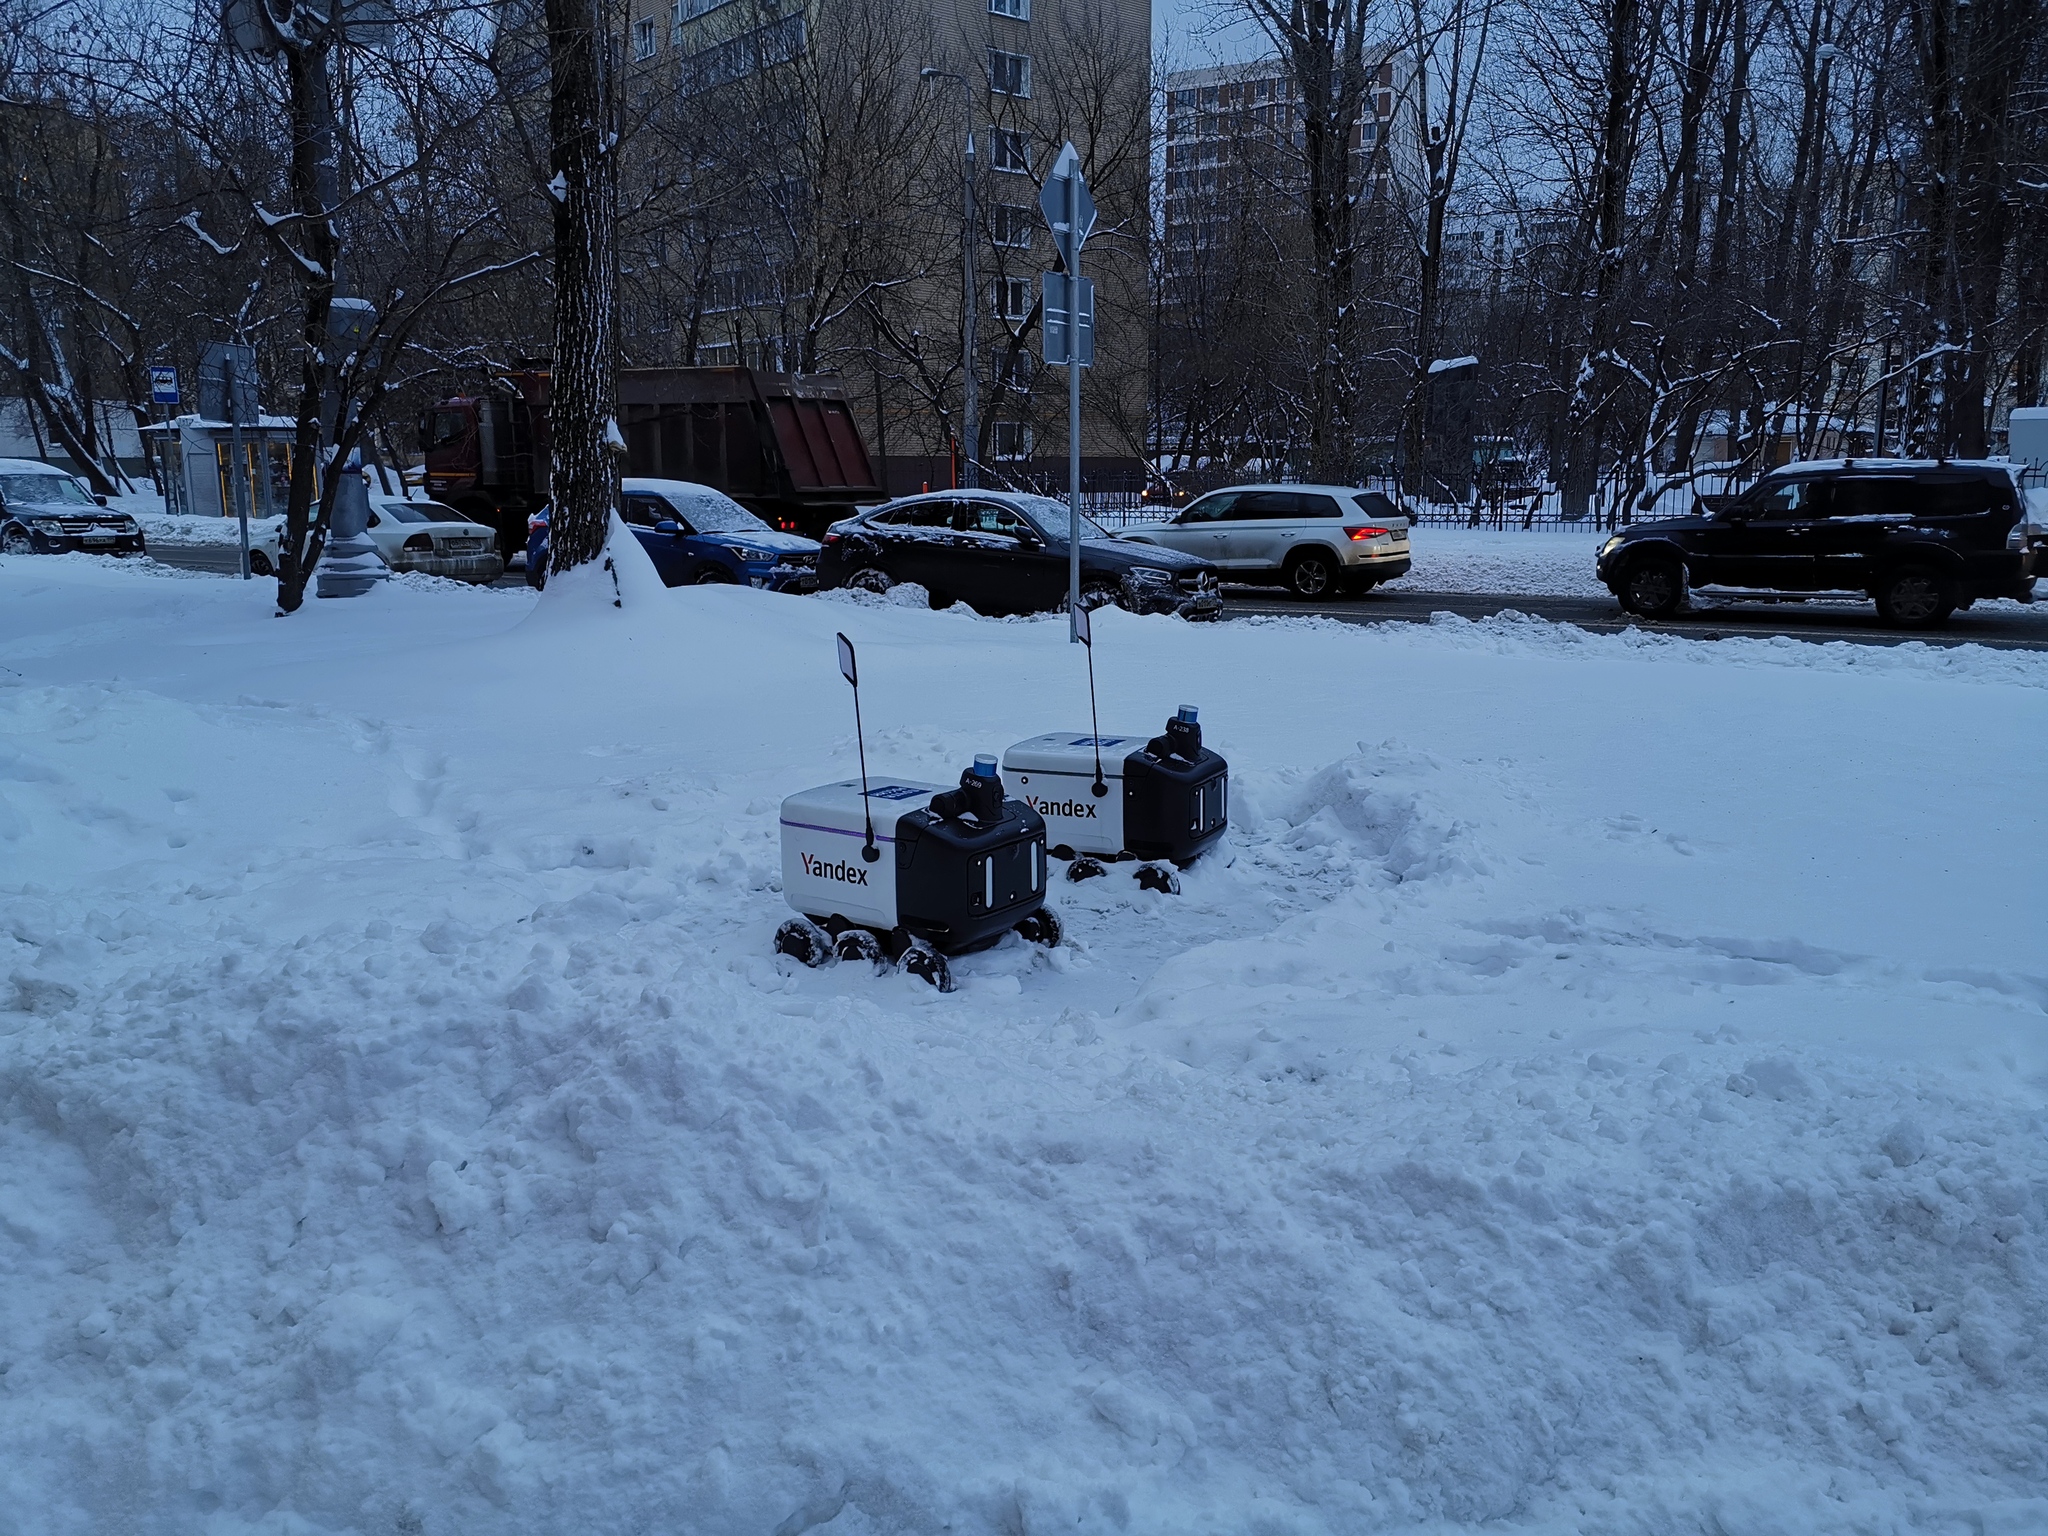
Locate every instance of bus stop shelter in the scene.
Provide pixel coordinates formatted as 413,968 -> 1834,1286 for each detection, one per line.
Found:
142,415 -> 308,519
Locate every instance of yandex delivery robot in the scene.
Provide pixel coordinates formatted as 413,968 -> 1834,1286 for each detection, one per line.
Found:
775,636 -> 1060,991
1000,598 -> 1228,892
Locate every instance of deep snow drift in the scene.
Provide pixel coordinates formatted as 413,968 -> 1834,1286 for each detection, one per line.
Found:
2,548 -> 2045,1535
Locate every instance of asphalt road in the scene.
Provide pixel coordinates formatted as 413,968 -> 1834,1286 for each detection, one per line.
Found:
140,547 -> 2047,650
1223,585 -> 2048,652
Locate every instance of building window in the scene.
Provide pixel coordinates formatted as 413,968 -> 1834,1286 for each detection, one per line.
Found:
990,204 -> 1034,248
987,127 -> 1030,174
704,266 -> 785,313
633,16 -> 657,57
991,421 -> 1033,459
988,48 -> 1031,98
989,0 -> 1029,15
681,12 -> 806,94
994,276 -> 1032,320
992,348 -> 1036,387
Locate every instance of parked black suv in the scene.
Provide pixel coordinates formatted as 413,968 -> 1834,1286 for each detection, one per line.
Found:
1596,461 -> 2042,628
0,460 -> 147,557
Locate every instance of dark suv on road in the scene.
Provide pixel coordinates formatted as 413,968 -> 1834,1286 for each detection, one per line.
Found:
1596,461 -> 2042,628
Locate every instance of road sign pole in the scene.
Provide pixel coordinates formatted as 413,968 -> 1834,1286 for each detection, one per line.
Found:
1039,140 -> 1095,639
963,131 -> 978,490
1067,172 -> 1082,640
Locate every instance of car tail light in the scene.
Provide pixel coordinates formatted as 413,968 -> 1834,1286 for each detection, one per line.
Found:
1344,525 -> 1389,541
402,532 -> 434,552
822,531 -> 841,545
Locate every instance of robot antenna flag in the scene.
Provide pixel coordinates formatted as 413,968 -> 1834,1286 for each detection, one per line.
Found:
1073,601 -> 1107,796
836,633 -> 881,862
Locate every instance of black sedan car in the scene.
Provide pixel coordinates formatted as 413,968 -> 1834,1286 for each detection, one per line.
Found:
819,491 -> 1222,618
0,460 -> 146,556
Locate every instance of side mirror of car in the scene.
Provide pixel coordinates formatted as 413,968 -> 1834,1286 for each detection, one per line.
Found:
1014,529 -> 1043,549
94,493 -> 108,507
366,511 -> 381,528
656,520 -> 681,535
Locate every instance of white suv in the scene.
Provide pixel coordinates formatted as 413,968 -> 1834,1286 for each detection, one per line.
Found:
1119,484 -> 1412,598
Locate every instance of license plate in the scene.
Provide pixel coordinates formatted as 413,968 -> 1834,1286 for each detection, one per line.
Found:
83,534 -> 115,546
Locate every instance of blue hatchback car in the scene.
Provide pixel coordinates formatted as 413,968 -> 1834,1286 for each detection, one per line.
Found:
621,478 -> 820,591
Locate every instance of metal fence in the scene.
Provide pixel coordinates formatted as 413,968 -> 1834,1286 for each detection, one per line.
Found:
1056,462 -> 2043,533
1376,470 -> 1755,531
1086,497 -> 1173,529
1076,474 -> 1758,533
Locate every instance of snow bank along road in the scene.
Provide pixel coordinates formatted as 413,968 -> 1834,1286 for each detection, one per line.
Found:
1234,587 -> 2048,651
2,544 -> 2045,1535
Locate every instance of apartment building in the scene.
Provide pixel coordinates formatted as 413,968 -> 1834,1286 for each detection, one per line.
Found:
1161,57 -> 1413,286
619,0 -> 1152,493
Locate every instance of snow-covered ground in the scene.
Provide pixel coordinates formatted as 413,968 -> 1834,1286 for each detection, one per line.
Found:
133,509 -> 283,547
3,541 -> 2046,1535
1396,526 -> 1610,596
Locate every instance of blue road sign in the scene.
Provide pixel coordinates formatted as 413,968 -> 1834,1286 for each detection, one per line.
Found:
1040,273 -> 1094,367
1038,142 -> 1097,269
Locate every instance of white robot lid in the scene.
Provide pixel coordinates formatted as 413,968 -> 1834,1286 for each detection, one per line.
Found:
1002,733 -> 1147,779
781,778 -> 944,841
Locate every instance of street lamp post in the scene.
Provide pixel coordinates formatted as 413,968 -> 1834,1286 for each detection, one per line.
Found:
921,68 -> 978,488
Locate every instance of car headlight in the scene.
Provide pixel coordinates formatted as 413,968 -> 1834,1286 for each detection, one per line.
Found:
31,516 -> 63,529
1127,565 -> 1174,585
722,544 -> 768,562
1599,535 -> 1623,558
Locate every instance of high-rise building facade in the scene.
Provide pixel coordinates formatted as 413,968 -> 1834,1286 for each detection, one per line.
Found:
621,0 -> 1151,493
1161,57 -> 1411,287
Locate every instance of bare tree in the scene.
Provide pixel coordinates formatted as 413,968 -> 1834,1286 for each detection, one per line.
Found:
544,0 -> 621,574
1235,0 -> 1388,479
1390,0 -> 1495,496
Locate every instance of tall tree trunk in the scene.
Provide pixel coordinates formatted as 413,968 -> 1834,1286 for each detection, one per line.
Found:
546,0 -> 620,574
1560,0 -> 1643,520
1399,0 -> 1491,503
1906,0 -> 2027,457
276,37 -> 341,615
1662,0 -> 1734,473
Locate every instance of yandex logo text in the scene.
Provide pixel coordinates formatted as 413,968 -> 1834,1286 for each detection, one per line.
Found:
800,851 -> 870,885
1027,794 -> 1100,819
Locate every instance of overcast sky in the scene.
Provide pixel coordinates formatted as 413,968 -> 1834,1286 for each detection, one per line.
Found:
1154,0 -> 1265,71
